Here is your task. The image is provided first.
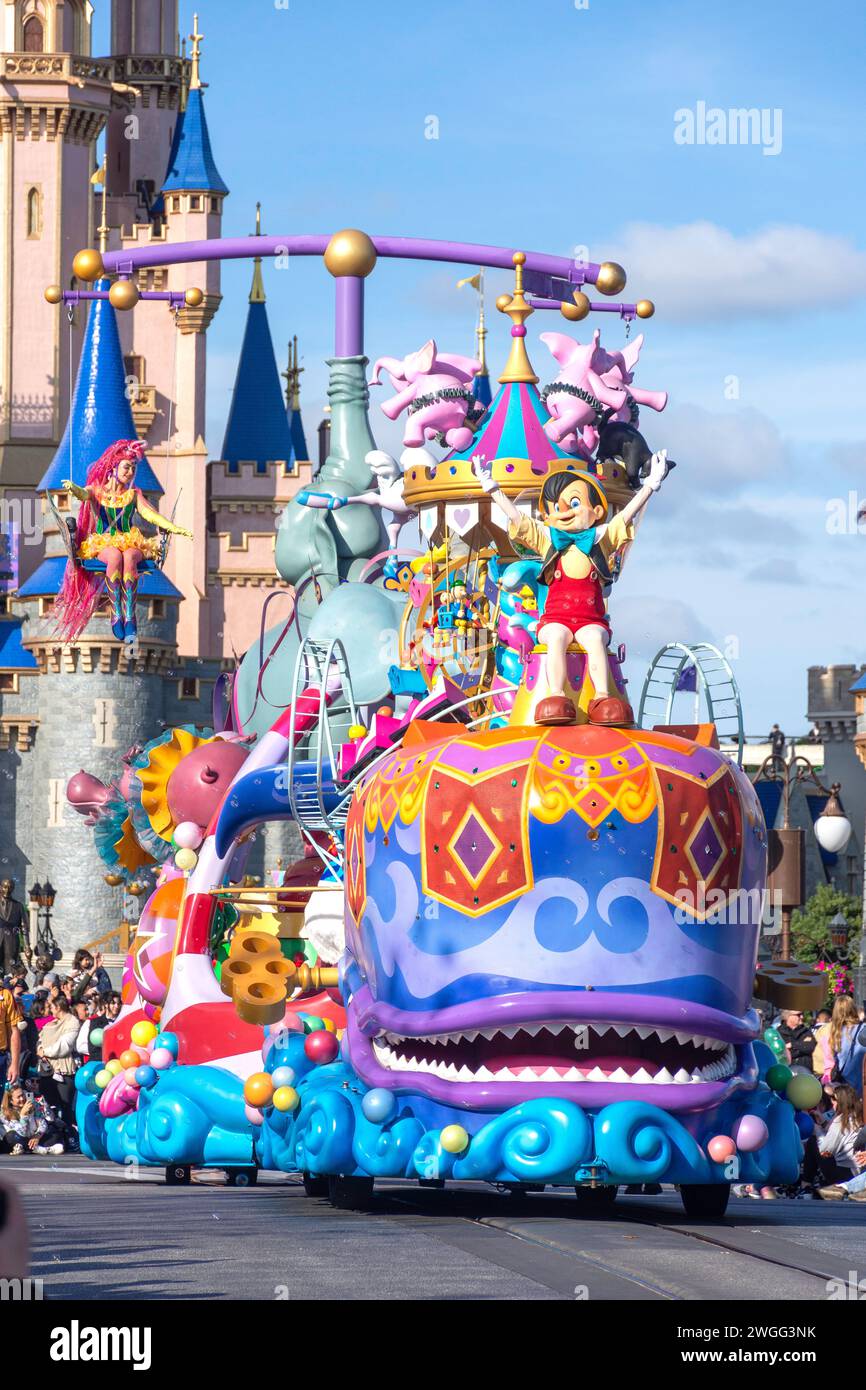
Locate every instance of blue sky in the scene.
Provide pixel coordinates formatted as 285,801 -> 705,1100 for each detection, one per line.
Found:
96,0 -> 865,731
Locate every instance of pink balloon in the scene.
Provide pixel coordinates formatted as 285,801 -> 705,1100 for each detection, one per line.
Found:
732,1114 -> 769,1153
124,1068 -> 140,1087
149,1048 -> 174,1071
707,1135 -> 737,1163
174,820 -> 204,850
244,1104 -> 263,1126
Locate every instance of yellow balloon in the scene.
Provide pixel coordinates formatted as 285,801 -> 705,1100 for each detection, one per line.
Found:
321,1018 -> 337,1033
440,1124 -> 469,1155
130,1020 -> 158,1047
175,847 -> 197,871
272,1086 -> 300,1113
105,1058 -> 123,1076
94,1069 -> 112,1089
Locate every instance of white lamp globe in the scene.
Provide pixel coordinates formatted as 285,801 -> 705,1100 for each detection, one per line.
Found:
814,813 -> 852,855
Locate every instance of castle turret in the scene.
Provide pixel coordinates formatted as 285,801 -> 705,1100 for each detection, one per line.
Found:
283,337 -> 311,470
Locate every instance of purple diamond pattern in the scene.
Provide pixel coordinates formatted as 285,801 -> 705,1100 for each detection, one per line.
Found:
686,812 -> 725,886
450,809 -> 499,887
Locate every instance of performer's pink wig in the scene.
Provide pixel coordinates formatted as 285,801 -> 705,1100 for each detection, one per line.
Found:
53,439 -> 147,641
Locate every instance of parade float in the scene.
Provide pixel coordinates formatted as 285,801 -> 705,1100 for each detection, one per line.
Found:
53,230 -> 825,1217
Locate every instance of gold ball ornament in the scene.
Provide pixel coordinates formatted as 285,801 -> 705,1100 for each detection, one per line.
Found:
174,847 -> 197,872
103,872 -> 124,887
323,229 -> 377,278
109,279 -> 140,311
440,1124 -> 470,1155
72,248 -> 104,283
184,286 -> 204,308
44,285 -> 63,305
495,293 -> 512,312
635,299 -> 655,319
595,261 -> 627,296
560,291 -> 591,322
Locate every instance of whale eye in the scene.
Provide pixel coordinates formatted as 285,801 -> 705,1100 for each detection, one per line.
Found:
200,765 -> 219,784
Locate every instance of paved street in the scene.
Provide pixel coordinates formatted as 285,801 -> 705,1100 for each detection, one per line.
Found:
3,1154 -> 866,1301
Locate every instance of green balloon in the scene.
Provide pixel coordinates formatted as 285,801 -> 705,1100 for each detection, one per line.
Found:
766,1063 -> 793,1092
763,1026 -> 787,1058
89,1028 -> 104,1047
785,1071 -> 823,1111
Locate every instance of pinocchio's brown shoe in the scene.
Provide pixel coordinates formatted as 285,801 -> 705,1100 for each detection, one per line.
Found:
535,696 -> 577,726
587,695 -> 635,727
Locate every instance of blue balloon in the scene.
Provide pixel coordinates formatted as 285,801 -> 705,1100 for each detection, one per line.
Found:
361,1088 -> 396,1124
795,1110 -> 815,1139
153,1032 -> 179,1058
134,1065 -> 158,1089
271,1065 -> 296,1089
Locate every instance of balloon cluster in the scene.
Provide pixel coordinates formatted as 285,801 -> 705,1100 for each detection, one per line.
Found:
93,1021 -> 179,1116
243,1014 -> 341,1126
173,820 -> 204,873
706,1053 -> 823,1165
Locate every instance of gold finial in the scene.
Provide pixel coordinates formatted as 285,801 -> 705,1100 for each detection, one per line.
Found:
189,13 -> 204,90
282,336 -> 304,410
496,252 -> 538,385
90,156 -> 109,255
250,202 -> 265,303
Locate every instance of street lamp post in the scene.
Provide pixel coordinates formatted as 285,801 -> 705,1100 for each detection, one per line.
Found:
28,878 -> 59,960
752,753 -> 852,961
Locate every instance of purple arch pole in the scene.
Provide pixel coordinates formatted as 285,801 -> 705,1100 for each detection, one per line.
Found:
103,235 -> 614,357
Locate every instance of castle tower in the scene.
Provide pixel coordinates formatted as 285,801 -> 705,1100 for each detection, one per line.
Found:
10,281 -> 182,953
208,206 -> 312,659
105,0 -> 183,229
0,0 -> 114,546
283,336 -> 310,467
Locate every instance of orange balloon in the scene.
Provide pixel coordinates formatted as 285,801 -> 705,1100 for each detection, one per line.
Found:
118,1049 -> 141,1070
243,1071 -> 274,1108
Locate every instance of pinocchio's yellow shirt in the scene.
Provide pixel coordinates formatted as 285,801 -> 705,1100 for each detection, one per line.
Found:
508,511 -> 635,579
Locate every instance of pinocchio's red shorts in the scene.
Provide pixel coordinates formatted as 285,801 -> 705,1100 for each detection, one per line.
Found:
537,563 -> 610,638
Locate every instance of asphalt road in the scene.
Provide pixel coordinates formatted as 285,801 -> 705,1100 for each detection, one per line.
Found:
4,1154 -> 866,1301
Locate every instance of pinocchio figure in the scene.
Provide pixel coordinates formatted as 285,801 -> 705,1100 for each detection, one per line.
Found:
474,450 -> 673,726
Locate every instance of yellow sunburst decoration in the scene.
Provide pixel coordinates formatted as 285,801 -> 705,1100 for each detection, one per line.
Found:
113,815 -> 155,873
137,727 -> 215,843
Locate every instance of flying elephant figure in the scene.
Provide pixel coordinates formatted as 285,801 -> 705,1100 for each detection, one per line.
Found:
539,330 -> 668,457
369,339 -> 483,451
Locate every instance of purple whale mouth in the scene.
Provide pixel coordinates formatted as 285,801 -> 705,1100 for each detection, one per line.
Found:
347,990 -> 759,1113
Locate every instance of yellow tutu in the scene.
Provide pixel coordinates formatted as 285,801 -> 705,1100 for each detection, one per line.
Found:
78,527 -> 161,562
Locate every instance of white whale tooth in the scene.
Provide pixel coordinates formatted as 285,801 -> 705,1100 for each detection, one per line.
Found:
654,1067 -> 674,1085
475,1065 -> 494,1082
545,1023 -> 566,1038
673,1068 -> 692,1084
495,1067 -> 516,1081
518,1067 -> 538,1082
539,1066 -> 561,1083
690,1069 -> 704,1082
499,1025 -> 519,1040
563,1067 -> 584,1081
611,1025 -> 632,1039
632,1067 -> 653,1084
522,1023 -> 543,1038
587,1066 -> 607,1082
674,1030 -> 692,1047
454,1065 -> 471,1082
609,1067 -> 630,1083
463,1030 -> 479,1043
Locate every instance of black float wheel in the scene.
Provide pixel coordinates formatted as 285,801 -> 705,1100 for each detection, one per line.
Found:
302,1171 -> 330,1197
679,1183 -> 730,1220
574,1184 -> 618,1211
226,1167 -> 258,1187
328,1175 -> 375,1211
165,1164 -> 191,1186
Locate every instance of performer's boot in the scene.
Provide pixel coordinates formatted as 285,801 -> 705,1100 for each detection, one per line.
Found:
105,573 -> 124,641
587,695 -> 635,727
122,577 -> 138,641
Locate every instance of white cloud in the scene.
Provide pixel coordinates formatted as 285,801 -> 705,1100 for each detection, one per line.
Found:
607,221 -> 866,321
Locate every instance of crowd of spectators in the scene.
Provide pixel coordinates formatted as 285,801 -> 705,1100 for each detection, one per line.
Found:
0,948 -> 120,1156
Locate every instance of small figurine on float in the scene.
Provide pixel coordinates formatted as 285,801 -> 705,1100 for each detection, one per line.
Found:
473,450 -> 673,727
54,439 -> 191,644
296,447 -> 425,579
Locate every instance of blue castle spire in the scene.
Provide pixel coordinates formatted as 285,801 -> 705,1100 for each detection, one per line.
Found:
39,282 -> 161,494
162,86 -> 228,194
283,336 -> 309,466
222,209 -> 293,467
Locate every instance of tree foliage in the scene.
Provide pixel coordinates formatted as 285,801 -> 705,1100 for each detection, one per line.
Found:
790,884 -> 862,964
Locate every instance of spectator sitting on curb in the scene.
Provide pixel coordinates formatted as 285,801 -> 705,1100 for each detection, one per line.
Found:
0,1082 -> 65,1155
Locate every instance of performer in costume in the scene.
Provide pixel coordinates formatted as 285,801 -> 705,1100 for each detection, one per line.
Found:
474,450 -> 673,727
54,440 -> 191,643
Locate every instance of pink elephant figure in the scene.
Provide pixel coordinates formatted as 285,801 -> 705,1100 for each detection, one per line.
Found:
539,330 -> 667,457
369,339 -> 483,452
66,770 -> 114,826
